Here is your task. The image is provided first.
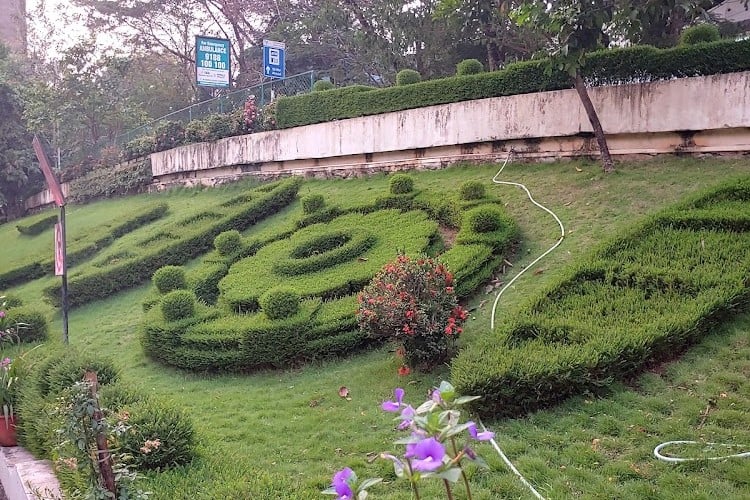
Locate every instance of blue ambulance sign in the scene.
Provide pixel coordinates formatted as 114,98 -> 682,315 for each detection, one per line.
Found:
196,35 -> 231,88
263,40 -> 286,79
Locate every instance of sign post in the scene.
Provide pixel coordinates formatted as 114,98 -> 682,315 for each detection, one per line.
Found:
32,135 -> 68,344
263,39 -> 286,79
195,35 -> 231,88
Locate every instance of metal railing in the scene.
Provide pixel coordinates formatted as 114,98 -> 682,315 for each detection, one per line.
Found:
117,70 -> 315,145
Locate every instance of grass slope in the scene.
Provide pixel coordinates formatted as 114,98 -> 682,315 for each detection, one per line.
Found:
2,157 -> 750,498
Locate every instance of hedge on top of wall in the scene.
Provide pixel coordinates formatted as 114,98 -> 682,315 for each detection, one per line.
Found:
276,38 -> 750,129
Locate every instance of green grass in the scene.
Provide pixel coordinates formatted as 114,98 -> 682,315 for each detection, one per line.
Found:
2,157 -> 750,498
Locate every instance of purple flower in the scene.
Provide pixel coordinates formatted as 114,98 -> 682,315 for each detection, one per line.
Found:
405,437 -> 446,472
0,311 -> 5,318
0,358 -> 10,368
332,467 -> 354,499
397,405 -> 415,430
431,389 -> 442,404
382,387 -> 405,412
467,421 -> 494,441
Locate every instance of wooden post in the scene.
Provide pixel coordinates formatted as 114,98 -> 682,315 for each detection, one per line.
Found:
83,371 -> 116,495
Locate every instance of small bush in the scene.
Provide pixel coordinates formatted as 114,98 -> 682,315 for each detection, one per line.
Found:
161,290 -> 196,322
214,230 -> 242,256
184,119 -> 209,143
1,294 -> 23,308
468,205 -> 504,233
456,59 -> 484,76
680,24 -> 720,45
389,174 -> 415,195
153,121 -> 185,152
37,348 -> 119,398
6,306 -> 48,342
396,69 -> 422,86
459,180 -> 486,200
302,194 -> 325,214
121,136 -> 155,161
259,288 -> 301,320
152,266 -> 187,294
312,80 -> 335,91
116,399 -> 196,471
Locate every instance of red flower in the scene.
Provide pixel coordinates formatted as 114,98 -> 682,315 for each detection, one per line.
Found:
398,365 -> 411,376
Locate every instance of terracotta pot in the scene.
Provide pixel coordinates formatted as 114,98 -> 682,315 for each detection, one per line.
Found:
0,415 -> 18,446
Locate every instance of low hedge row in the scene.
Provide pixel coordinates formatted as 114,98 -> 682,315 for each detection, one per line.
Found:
452,177 -> 750,417
16,214 -> 57,236
276,39 -> 750,129
44,178 -> 301,307
0,203 -> 168,290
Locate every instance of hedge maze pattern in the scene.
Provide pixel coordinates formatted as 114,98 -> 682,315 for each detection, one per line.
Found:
452,176 -> 750,417
142,182 -> 519,371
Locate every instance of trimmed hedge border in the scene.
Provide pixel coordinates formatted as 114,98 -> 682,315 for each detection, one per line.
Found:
452,176 -> 750,418
16,214 -> 57,236
44,178 -> 301,307
276,39 -> 750,129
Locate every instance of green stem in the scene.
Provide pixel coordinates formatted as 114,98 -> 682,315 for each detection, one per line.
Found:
443,479 -> 454,500
406,459 -> 421,500
451,437 -> 473,500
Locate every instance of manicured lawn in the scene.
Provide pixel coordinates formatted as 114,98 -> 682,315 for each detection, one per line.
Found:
3,157 -> 750,498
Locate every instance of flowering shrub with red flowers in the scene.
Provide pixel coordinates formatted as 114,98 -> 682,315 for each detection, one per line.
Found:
357,255 -> 468,372
243,96 -> 258,131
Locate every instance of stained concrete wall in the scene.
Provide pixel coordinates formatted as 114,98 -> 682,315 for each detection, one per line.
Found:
150,71 -> 750,187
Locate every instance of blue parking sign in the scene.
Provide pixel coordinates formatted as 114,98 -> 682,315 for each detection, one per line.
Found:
263,40 -> 286,79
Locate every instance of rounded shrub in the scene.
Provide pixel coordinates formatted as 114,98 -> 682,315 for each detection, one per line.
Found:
459,180 -> 486,200
99,382 -> 142,411
214,230 -> 242,256
37,348 -> 119,398
6,306 -> 48,342
680,24 -> 720,45
152,265 -> 187,294
302,194 -> 325,214
389,173 -> 415,195
1,294 -> 23,309
396,69 -> 421,86
312,80 -> 335,91
468,205 -> 506,233
259,288 -> 301,320
161,290 -> 196,322
117,399 -> 195,471
456,58 -> 484,76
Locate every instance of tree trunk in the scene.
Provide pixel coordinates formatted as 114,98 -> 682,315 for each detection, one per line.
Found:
573,72 -> 614,173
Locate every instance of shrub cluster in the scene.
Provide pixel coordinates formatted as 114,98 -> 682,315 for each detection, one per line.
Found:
389,174 -> 415,195
276,39 -> 750,128
301,194 -> 325,214
680,23 -> 721,46
214,229 -> 242,256
452,176 -> 750,417
456,204 -> 518,251
459,180 -> 486,201
16,214 -> 57,236
5,306 -> 48,343
259,288 -> 301,320
68,159 -> 153,204
312,80 -> 335,91
44,179 -> 301,308
396,69 -> 422,86
152,266 -> 187,294
456,59 -> 484,76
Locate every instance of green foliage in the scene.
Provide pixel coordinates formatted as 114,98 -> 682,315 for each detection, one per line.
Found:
35,347 -> 119,399
272,229 -> 376,276
152,265 -> 187,294
259,288 -> 301,320
276,39 -> 750,128
5,306 -> 48,342
68,159 -> 153,204
301,194 -> 325,214
214,230 -> 242,256
0,294 -> 22,308
153,121 -> 185,152
456,58 -> 484,75
312,80 -> 335,91
389,174 -> 415,194
16,214 -> 57,236
439,244 -> 495,298
44,178 -> 301,308
122,136 -> 156,161
161,290 -> 196,322
467,205 -> 504,232
395,69 -> 422,86
458,180 -> 486,201
116,399 -> 196,471
680,24 -> 720,46
452,177 -> 750,417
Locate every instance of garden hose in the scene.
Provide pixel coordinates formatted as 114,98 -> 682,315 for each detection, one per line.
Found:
654,441 -> 750,463
489,149 -> 566,331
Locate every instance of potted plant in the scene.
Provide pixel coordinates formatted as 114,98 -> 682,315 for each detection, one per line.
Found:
0,355 -> 19,446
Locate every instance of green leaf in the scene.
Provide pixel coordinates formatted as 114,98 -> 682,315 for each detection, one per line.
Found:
357,491 -> 368,500
426,467 -> 463,483
453,395 -> 480,405
358,478 -> 383,491
322,487 -> 337,495
442,422 -> 471,439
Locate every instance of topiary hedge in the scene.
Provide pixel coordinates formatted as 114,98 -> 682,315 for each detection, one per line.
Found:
5,306 -> 48,343
456,59 -> 484,76
68,159 -> 153,204
389,174 -> 415,194
44,178 -> 301,308
259,287 -> 301,320
276,39 -> 750,128
456,204 -> 519,251
680,23 -> 721,46
153,265 -> 188,294
301,194 -> 325,214
396,69 -> 422,86
452,176 -> 750,418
